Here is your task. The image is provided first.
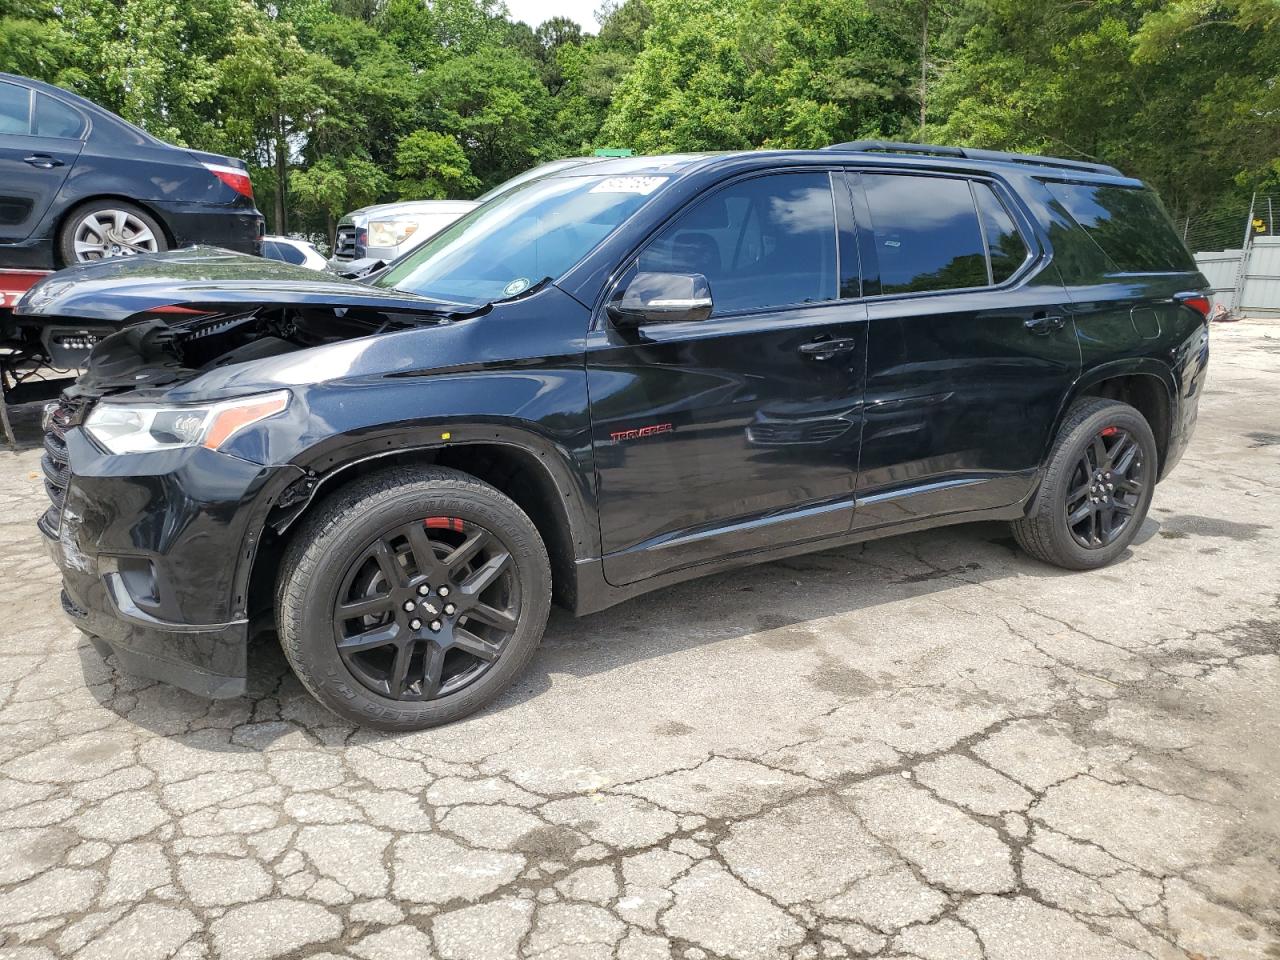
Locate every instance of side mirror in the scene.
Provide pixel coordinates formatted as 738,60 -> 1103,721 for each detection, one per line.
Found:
606,272 -> 713,327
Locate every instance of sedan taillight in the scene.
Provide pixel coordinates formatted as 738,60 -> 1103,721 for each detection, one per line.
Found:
203,162 -> 254,200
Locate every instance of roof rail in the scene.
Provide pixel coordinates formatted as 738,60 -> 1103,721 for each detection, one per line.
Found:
821,140 -> 1122,177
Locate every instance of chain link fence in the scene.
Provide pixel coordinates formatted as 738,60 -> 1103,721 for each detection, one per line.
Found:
1179,194 -> 1278,255
1189,193 -> 1280,318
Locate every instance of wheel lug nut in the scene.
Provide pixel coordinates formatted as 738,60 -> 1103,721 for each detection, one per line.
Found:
429,620 -> 442,632
417,584 -> 430,596
437,586 -> 450,597
444,603 -> 456,615
402,601 -> 416,612
409,618 -> 422,630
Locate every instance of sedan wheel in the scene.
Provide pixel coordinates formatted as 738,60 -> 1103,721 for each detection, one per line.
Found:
73,209 -> 160,261
58,201 -> 168,265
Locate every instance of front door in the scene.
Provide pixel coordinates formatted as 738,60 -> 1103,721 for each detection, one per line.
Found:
0,82 -> 83,245
850,170 -> 1081,528
587,170 -> 867,586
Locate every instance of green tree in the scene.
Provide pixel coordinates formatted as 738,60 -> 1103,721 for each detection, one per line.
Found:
290,155 -> 388,245
427,46 -> 553,186
927,0 -> 1274,221
395,129 -> 480,198
601,0 -> 916,151
548,0 -> 651,152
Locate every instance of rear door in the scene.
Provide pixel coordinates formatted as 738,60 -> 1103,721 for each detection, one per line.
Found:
850,170 -> 1080,528
587,170 -> 867,585
0,82 -> 84,244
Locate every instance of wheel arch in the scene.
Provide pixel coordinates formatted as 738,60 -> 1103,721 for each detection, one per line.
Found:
1048,360 -> 1177,479
240,426 -> 597,626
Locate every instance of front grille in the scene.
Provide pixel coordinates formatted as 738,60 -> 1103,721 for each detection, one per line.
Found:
333,224 -> 360,261
39,395 -> 90,535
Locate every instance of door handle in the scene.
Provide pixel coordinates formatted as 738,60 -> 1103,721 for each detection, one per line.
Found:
1024,313 -> 1067,335
24,154 -> 64,169
798,338 -> 857,360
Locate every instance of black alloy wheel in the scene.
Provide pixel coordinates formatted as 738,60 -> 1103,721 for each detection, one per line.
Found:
1012,397 -> 1158,570
277,466 -> 551,730
334,517 -> 521,701
1064,426 -> 1146,549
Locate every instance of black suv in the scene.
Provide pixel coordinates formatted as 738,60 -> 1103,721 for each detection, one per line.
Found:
21,143 -> 1210,729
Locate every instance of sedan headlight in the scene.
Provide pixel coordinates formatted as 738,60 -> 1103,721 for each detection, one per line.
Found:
367,219 -> 419,248
85,391 -> 289,455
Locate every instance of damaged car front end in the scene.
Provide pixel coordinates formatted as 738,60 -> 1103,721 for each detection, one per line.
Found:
24,247 -> 484,696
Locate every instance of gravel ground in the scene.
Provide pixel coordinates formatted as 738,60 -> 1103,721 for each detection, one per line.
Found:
0,321 -> 1277,960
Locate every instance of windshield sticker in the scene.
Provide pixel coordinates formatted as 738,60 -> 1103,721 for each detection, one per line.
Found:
503,278 -> 531,296
589,176 -> 667,196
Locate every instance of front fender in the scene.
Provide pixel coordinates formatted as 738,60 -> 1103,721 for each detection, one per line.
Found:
287,417 -> 598,558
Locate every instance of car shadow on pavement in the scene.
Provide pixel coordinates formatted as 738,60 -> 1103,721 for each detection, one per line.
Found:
76,514 -> 1161,746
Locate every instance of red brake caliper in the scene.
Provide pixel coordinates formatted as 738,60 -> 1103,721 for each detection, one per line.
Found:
1100,426 -> 1118,437
424,517 -> 464,532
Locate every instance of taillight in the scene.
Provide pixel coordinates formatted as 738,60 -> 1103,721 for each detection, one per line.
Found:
1176,293 -> 1211,319
202,162 -> 254,200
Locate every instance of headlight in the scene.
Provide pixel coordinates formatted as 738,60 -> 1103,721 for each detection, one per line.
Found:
85,391 -> 289,455
366,219 -> 419,248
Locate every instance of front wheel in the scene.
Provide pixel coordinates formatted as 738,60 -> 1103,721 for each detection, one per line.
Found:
277,466 -> 551,730
1013,398 -> 1158,570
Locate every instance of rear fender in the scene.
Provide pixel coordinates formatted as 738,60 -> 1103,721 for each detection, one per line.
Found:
1025,358 -> 1177,512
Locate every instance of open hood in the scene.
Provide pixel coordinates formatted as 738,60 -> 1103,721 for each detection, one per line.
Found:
14,246 -> 474,324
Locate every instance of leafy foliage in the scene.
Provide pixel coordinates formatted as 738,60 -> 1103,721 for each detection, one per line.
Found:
1,0 -> 1274,246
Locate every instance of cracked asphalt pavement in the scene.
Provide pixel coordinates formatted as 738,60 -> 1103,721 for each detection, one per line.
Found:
1,321 -> 1278,960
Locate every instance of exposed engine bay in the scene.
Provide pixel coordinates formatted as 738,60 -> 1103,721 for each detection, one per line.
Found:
70,305 -> 449,398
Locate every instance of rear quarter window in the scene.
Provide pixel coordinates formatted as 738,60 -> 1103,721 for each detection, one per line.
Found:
1044,182 -> 1194,273
34,94 -> 87,139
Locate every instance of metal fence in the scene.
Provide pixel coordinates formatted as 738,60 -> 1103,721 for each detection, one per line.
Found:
1180,193 -> 1278,254
1188,192 -> 1280,319
1195,237 -> 1280,319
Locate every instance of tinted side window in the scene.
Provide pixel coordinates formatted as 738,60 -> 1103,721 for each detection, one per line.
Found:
974,183 -> 1028,283
34,94 -> 86,139
639,172 -> 836,315
0,81 -> 31,136
862,174 -> 987,294
1044,182 -> 1194,273
277,242 -> 307,265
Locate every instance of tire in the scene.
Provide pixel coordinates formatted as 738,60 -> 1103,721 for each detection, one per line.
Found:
1012,398 -> 1158,570
58,200 -> 168,265
277,466 -> 551,730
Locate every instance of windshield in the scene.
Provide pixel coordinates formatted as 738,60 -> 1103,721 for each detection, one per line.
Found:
375,174 -> 668,304
474,159 -> 593,203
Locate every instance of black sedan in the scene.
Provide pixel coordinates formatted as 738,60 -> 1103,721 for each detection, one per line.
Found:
0,72 -> 264,270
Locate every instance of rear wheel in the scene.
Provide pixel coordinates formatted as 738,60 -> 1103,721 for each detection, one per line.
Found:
1013,398 -> 1157,570
58,200 -> 167,264
277,466 -> 551,730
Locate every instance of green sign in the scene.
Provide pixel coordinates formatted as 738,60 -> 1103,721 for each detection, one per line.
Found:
592,148 -> 635,157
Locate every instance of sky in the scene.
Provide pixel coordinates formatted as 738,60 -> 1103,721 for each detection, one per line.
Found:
503,0 -> 599,31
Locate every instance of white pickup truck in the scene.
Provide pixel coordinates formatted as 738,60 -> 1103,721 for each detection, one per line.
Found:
328,157 -> 604,274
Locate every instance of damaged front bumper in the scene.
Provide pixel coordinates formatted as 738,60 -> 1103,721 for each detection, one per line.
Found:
39,412 -> 299,698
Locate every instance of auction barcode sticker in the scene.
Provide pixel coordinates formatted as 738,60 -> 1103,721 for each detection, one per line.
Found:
590,176 -> 668,195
